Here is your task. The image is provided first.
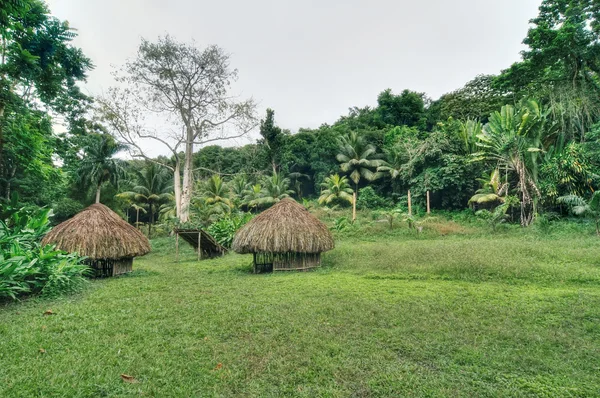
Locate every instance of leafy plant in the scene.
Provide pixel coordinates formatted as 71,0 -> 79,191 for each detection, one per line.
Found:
332,217 -> 351,232
318,174 -> 353,206
377,208 -> 403,230
475,196 -> 519,231
558,192 -> 600,236
0,205 -> 89,300
207,212 -> 253,248
356,186 -> 392,210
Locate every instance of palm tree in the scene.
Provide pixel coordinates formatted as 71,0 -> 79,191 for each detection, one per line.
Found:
249,172 -> 293,208
475,100 -> 556,226
228,174 -> 249,208
131,203 -> 148,228
77,134 -> 126,204
336,131 -> 384,221
242,184 -> 263,211
378,144 -> 407,180
318,174 -> 353,206
558,192 -> 600,236
201,175 -> 233,213
117,162 -> 172,237
288,170 -> 310,200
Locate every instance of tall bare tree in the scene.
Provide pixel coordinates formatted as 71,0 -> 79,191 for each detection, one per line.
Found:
97,36 -> 256,222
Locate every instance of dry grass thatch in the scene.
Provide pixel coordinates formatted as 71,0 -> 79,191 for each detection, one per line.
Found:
232,198 -> 334,254
42,203 -> 151,259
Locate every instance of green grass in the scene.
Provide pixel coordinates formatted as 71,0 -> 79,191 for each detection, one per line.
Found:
2,224 -> 600,397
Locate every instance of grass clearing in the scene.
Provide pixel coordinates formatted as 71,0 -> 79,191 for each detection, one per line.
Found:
1,228 -> 600,397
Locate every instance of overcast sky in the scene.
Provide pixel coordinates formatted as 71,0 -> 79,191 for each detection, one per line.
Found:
47,0 -> 542,154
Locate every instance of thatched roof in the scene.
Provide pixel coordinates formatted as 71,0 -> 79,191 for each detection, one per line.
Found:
42,203 -> 151,260
232,198 -> 334,254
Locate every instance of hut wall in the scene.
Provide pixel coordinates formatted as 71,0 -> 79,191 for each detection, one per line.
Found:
253,252 -> 321,273
86,257 -> 133,277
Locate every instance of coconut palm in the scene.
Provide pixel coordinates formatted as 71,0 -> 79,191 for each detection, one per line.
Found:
378,144 -> 407,180
242,184 -> 263,211
558,192 -> 600,236
77,134 -> 126,204
318,174 -> 353,206
229,174 -> 249,197
117,162 -> 172,237
201,175 -> 232,213
336,131 -> 384,221
249,172 -> 294,208
474,100 -> 556,226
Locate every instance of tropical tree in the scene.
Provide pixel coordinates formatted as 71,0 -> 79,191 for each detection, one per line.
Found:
336,131 -> 384,221
98,36 -> 257,223
318,174 -> 353,206
288,171 -> 310,200
248,172 -> 293,208
228,174 -> 249,208
201,175 -> 233,213
242,184 -> 263,211
468,169 -> 507,208
76,134 -> 126,204
457,119 -> 483,155
558,192 -> 600,236
378,145 -> 407,180
0,0 -> 92,199
474,100 -> 556,226
117,162 -> 172,237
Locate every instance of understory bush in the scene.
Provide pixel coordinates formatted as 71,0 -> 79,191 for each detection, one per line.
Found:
0,202 -> 89,300
356,187 -> 393,210
207,212 -> 253,248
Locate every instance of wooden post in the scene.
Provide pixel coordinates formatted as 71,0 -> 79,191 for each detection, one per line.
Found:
426,190 -> 430,215
408,190 -> 412,216
175,232 -> 179,263
197,232 -> 202,261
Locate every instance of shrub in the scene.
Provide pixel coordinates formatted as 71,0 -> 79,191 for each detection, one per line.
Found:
0,204 -> 89,300
356,187 -> 392,210
207,212 -> 253,248
51,198 -> 84,224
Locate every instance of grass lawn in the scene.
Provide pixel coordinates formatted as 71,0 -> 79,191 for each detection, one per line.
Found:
2,226 -> 600,397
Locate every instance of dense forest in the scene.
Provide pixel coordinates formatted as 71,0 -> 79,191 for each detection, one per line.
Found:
2,0 -> 600,234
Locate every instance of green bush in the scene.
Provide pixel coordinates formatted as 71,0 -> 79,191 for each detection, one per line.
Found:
51,198 -> 84,224
356,187 -> 392,210
207,212 -> 253,248
0,203 -> 89,300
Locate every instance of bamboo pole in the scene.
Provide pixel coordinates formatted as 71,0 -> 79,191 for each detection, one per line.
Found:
426,190 -> 430,214
408,190 -> 412,216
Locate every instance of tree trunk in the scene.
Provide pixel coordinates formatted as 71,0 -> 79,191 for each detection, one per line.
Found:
174,160 -> 182,219
136,208 -> 140,227
148,203 -> 153,238
95,185 -> 101,204
408,190 -> 412,216
180,130 -> 194,223
0,104 -> 5,198
352,186 -> 357,222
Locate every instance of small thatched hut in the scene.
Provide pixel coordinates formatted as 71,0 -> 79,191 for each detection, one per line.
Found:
42,203 -> 151,277
232,198 -> 334,272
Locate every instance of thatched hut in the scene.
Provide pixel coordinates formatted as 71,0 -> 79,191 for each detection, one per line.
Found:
232,198 -> 334,272
42,203 -> 151,277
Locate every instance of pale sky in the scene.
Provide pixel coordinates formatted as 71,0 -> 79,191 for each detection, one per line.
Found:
47,0 -> 542,155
